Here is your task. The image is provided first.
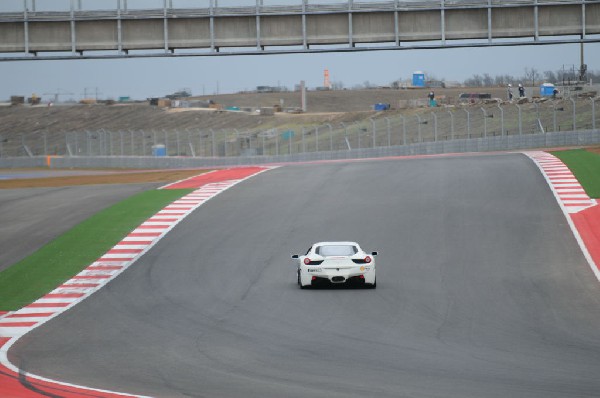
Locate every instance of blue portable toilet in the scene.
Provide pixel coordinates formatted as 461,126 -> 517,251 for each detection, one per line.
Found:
540,83 -> 555,96
281,130 -> 295,141
412,71 -> 425,87
373,103 -> 390,111
152,144 -> 166,157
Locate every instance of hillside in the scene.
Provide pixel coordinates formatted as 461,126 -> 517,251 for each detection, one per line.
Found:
0,87 -> 509,136
0,86 -> 596,159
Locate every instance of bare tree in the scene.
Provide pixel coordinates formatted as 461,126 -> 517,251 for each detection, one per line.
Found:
523,67 -> 539,86
331,81 -> 344,90
482,73 -> 494,87
543,70 -> 557,83
464,74 -> 484,87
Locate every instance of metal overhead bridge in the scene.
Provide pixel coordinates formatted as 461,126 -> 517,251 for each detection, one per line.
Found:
0,0 -> 599,60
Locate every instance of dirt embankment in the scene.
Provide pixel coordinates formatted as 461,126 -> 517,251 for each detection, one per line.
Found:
0,87 -> 506,136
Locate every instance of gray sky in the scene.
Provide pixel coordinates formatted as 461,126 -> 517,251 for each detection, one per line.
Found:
1,0 -> 599,101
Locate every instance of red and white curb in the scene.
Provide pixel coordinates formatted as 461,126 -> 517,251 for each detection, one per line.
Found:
0,167 -> 273,398
527,151 -> 596,213
526,151 -> 600,281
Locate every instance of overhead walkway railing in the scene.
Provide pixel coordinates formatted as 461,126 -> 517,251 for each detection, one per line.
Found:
0,0 -> 598,60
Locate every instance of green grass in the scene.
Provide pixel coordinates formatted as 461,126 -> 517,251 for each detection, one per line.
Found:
0,189 -> 192,310
551,149 -> 600,198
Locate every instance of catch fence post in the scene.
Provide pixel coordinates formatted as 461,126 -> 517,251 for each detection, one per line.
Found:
302,126 -> 306,153
480,107 -> 487,138
120,131 -> 124,156
447,110 -> 454,140
163,129 -> 168,156
355,122 -> 361,149
570,98 -> 576,131
515,105 -> 522,135
592,98 -> 596,130
384,117 -> 391,147
399,115 -> 406,145
108,130 -> 113,156
211,129 -> 216,157
87,130 -> 93,156
497,104 -> 504,136
370,118 -> 376,148
416,114 -> 422,143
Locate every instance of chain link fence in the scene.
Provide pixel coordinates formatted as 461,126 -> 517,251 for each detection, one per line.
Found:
1,98 -> 598,163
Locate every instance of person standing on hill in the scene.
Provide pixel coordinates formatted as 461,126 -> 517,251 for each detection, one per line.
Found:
507,84 -> 514,101
518,84 -> 525,98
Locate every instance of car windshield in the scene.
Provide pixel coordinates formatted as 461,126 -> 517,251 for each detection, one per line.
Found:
317,245 -> 357,256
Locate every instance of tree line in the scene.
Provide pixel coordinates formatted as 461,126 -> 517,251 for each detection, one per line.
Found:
462,67 -> 599,87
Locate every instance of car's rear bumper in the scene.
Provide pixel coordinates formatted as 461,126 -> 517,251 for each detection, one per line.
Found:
300,266 -> 376,286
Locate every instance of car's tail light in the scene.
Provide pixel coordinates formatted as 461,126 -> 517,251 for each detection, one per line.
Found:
364,256 -> 371,264
304,258 -> 324,265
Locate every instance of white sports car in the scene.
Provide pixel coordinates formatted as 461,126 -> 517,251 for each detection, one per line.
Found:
292,241 -> 378,289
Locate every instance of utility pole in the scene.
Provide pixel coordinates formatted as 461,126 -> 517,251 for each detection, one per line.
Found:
43,89 -> 74,103
580,36 -> 587,82
82,87 -> 103,101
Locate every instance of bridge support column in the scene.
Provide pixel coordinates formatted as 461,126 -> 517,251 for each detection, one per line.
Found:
348,0 -> 353,47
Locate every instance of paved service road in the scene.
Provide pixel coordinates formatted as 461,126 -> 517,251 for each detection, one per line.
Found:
9,154 -> 600,398
0,183 -> 161,270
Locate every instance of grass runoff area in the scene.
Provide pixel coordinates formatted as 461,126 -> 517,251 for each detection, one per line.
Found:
0,189 -> 193,311
552,149 -> 600,198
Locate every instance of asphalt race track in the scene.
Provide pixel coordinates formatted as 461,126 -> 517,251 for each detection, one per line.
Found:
9,154 -> 600,398
0,183 -> 161,271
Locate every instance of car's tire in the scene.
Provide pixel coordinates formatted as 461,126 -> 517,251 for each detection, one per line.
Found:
298,270 -> 306,289
367,279 -> 376,289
